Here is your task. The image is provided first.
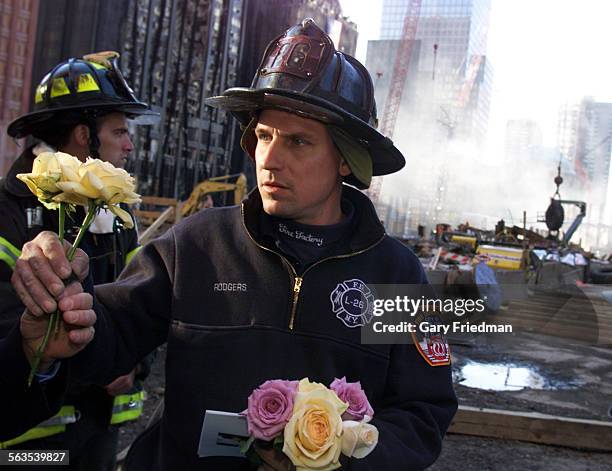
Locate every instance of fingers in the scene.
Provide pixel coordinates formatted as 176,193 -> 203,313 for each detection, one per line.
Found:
62,307 -> 96,327
253,443 -> 293,471
104,371 -> 135,396
13,232 -> 91,315
71,248 -> 90,281
40,233 -> 72,279
58,292 -> 92,313
12,259 -> 56,315
13,233 -> 66,313
67,325 -> 95,347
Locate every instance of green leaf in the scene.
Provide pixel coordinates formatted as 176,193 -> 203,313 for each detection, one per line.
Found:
239,435 -> 256,454
273,435 -> 284,450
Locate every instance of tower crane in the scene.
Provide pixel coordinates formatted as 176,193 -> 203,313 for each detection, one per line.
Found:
367,0 -> 422,205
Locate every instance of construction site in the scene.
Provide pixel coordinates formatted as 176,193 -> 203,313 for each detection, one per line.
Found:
1,0 -> 611,469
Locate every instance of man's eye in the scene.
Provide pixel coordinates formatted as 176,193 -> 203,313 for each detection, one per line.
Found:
257,133 -> 271,142
292,137 -> 308,146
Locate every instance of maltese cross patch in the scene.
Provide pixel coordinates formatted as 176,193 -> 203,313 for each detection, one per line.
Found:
330,279 -> 374,328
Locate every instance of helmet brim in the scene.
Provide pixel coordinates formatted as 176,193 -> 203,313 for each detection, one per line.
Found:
205,87 -> 406,176
7,100 -> 152,139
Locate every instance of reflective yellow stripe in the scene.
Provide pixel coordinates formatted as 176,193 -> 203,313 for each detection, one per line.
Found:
50,77 -> 70,98
110,391 -> 145,425
0,236 -> 21,271
34,83 -> 47,103
0,406 -> 77,449
77,73 -> 100,92
125,246 -> 142,266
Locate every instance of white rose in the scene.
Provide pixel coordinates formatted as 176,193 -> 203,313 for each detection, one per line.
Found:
341,420 -> 379,459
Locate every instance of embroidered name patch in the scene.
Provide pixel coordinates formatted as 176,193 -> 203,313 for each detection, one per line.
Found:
277,222 -> 324,247
330,279 -> 374,328
213,282 -> 247,292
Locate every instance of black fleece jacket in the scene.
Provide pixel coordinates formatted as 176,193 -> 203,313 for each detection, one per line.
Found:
5,186 -> 457,470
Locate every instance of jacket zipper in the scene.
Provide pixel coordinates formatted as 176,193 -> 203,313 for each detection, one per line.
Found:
289,276 -> 303,330
241,205 -> 385,330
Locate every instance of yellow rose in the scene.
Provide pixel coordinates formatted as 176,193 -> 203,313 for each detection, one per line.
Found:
56,157 -> 141,228
297,378 -> 331,394
18,153 -> 141,228
16,152 -> 82,209
282,380 -> 348,471
340,420 -> 379,459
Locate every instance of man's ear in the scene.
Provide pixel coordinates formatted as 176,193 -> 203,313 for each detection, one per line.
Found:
71,124 -> 90,148
339,158 -> 352,177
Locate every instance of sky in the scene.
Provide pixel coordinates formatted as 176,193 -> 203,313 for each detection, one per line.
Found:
339,0 -> 612,147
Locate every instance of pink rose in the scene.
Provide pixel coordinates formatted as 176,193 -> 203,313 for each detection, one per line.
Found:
330,377 -> 374,421
245,379 -> 299,441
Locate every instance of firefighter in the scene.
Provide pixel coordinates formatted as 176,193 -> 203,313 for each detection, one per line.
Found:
8,21 -> 456,470
0,52 -> 154,470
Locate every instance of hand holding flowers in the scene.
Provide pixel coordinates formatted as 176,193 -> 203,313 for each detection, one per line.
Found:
16,152 -> 140,385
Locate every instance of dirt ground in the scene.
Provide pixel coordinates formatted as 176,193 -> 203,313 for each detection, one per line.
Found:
118,330 -> 612,470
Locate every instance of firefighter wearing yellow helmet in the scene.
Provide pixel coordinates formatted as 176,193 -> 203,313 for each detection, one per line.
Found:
0,52 -> 154,470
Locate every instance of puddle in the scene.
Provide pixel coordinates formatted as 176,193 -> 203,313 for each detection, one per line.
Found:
454,361 -> 565,391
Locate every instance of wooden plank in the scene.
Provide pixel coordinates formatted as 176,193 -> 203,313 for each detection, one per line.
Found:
134,209 -> 164,220
140,196 -> 178,207
138,207 -> 175,245
448,405 -> 612,451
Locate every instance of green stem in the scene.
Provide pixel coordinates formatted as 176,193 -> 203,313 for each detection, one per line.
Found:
58,202 -> 65,244
54,203 -> 66,336
27,200 -> 99,387
67,200 -> 97,262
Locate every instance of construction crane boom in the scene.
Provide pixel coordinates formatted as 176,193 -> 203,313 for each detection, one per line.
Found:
368,0 -> 422,205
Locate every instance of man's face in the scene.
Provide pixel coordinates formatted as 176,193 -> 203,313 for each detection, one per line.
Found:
96,112 -> 134,168
255,109 -> 351,225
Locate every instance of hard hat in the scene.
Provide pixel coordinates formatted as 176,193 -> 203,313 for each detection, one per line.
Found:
7,51 -> 152,139
205,18 -> 405,177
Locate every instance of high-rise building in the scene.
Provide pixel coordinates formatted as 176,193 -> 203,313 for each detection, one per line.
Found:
557,97 -> 612,250
505,119 -> 543,163
558,98 -> 612,190
557,101 -> 580,171
367,0 -> 493,229
371,0 -> 492,146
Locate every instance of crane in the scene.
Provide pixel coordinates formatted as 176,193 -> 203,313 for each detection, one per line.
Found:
367,0 -> 422,205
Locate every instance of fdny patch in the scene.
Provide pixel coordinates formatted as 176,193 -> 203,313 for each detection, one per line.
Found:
411,315 -> 451,366
330,279 -> 374,328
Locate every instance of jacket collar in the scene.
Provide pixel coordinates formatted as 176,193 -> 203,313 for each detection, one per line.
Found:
242,184 -> 385,253
3,146 -> 37,198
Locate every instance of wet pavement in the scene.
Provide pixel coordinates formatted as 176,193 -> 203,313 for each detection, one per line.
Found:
453,360 -> 578,391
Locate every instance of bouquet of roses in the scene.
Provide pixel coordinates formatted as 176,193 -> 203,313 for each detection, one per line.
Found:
242,377 -> 379,471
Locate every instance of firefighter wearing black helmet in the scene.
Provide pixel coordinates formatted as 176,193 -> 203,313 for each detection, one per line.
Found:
0,52 -> 153,470
7,20 -> 456,470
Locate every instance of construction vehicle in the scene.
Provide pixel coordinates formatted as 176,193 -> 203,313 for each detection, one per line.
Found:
136,173 -> 247,244
542,164 -> 587,245
180,173 -> 247,218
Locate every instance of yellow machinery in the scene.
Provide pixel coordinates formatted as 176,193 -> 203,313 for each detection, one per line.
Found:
137,173 -> 247,244
180,173 -> 247,218
476,245 -> 528,271
448,234 -> 477,249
